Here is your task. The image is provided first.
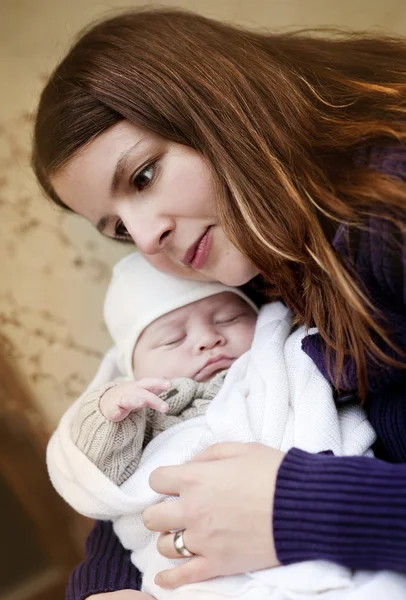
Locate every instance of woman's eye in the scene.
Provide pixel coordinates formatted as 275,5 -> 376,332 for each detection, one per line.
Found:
131,162 -> 155,192
114,219 -> 132,242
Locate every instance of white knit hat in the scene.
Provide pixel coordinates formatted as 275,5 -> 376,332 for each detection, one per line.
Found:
104,252 -> 258,378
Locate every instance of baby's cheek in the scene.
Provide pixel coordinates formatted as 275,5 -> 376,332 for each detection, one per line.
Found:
133,355 -> 156,380
238,325 -> 256,352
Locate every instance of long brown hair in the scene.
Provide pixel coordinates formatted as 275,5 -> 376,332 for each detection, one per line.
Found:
32,8 -> 406,399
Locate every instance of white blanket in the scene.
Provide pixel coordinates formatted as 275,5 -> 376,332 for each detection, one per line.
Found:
47,302 -> 406,599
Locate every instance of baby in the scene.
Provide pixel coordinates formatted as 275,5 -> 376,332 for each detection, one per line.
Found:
70,251 -> 258,487
48,253 -> 406,600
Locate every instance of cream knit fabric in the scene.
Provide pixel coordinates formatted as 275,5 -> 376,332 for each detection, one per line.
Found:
71,373 -> 225,485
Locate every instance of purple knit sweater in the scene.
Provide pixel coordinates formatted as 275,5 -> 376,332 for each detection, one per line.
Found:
67,145 -> 406,599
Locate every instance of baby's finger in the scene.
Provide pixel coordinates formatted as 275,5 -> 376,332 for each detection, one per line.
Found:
101,400 -> 132,422
136,378 -> 172,394
107,397 -> 153,422
142,390 -> 169,413
118,389 -> 168,414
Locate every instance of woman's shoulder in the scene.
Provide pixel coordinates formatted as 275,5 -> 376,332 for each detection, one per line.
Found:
333,215 -> 405,303
334,143 -> 406,301
354,143 -> 406,181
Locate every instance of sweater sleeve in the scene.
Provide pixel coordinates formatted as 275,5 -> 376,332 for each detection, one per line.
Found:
66,519 -> 142,599
274,448 -> 406,571
71,381 -> 147,486
275,146 -> 406,571
65,349 -> 142,598
276,247 -> 406,573
366,384 -> 406,463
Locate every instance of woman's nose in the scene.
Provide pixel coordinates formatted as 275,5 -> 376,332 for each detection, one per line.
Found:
125,213 -> 174,255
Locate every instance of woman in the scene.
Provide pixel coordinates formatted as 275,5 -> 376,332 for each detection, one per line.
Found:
32,8 -> 406,600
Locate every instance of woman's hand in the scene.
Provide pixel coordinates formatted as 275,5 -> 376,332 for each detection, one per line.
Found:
89,592 -> 155,599
143,442 -> 285,589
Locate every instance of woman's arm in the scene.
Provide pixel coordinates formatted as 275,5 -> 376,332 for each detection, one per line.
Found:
144,442 -> 406,589
275,382 -> 406,570
274,446 -> 406,571
366,384 -> 406,462
66,520 -> 143,600
283,177 -> 406,570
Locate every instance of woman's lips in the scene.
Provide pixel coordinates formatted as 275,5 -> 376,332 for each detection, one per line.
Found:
189,227 -> 212,270
182,227 -> 212,270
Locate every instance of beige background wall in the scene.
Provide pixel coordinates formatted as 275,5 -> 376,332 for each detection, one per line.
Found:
1,0 -> 406,430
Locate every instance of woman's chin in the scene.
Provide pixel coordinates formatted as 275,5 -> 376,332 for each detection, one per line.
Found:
216,266 -> 259,287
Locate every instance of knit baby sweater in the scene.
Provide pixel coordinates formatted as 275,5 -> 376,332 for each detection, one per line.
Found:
71,373 -> 225,485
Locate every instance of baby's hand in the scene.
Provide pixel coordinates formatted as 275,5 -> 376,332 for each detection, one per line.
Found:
100,378 -> 171,422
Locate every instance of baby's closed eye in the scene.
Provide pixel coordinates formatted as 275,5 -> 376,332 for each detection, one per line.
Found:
161,333 -> 186,347
215,311 -> 247,324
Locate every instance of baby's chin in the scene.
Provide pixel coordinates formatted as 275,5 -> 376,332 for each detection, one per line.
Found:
198,367 -> 223,382
194,366 -> 232,383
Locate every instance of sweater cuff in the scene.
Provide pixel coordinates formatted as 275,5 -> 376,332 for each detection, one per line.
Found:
66,520 -> 141,599
274,447 -> 406,571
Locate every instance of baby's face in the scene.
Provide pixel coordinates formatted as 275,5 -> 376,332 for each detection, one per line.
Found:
132,292 -> 257,381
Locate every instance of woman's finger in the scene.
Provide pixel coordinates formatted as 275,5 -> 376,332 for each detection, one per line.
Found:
149,464 -> 187,495
192,441 -> 258,462
156,529 -> 198,559
156,532 -> 180,559
143,500 -> 184,533
155,556 -> 214,589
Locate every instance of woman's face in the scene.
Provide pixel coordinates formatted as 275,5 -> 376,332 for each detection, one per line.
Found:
52,121 -> 258,286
